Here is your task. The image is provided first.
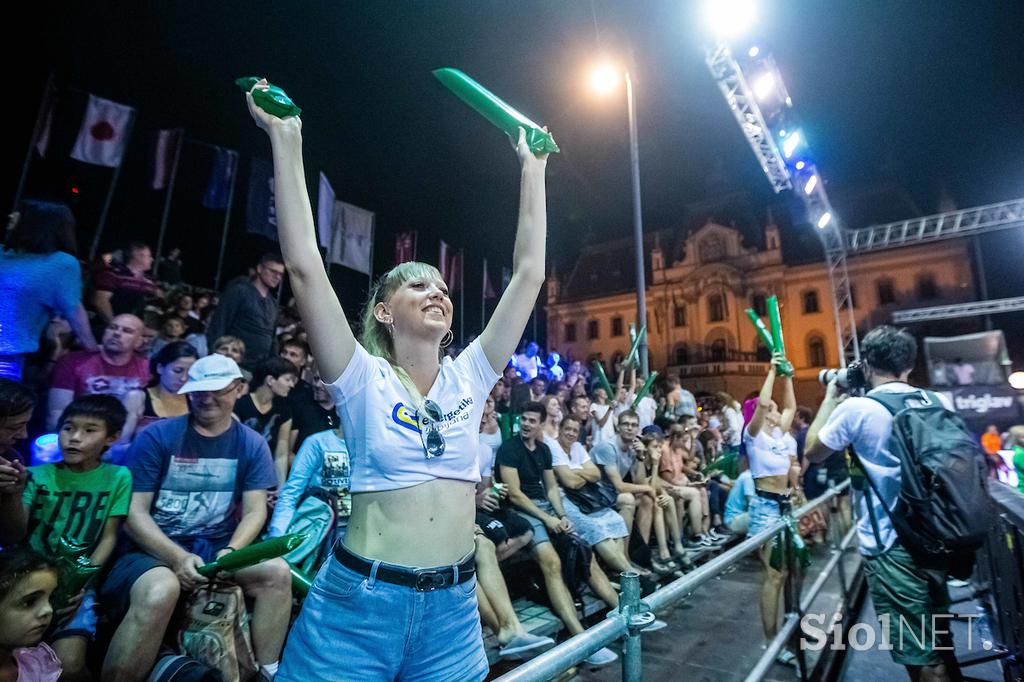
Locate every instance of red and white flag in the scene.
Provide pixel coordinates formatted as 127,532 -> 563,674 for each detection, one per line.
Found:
70,94 -> 134,167
151,129 -> 183,190
395,231 -> 416,264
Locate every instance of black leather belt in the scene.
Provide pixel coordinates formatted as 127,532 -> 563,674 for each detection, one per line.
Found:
334,543 -> 475,592
756,488 -> 792,513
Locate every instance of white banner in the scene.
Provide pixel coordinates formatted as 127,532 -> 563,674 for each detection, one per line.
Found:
316,172 -> 335,250
70,94 -> 134,167
326,200 -> 374,275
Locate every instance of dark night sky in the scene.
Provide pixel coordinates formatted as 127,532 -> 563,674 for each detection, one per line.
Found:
8,1 -> 1024,346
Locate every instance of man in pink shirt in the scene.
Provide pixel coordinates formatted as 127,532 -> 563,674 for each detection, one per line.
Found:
47,314 -> 149,440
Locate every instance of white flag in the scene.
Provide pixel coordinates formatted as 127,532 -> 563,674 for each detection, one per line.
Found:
316,172 -> 336,250
326,201 -> 374,275
70,95 -> 134,167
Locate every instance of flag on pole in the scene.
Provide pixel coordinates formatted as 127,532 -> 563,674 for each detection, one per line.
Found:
316,172 -> 336,250
70,94 -> 134,167
482,258 -> 497,299
246,158 -> 278,241
202,147 -> 238,210
35,85 -> 56,158
439,240 -> 452,281
324,201 -> 374,275
395,231 -> 416,264
151,129 -> 183,190
448,249 -> 463,293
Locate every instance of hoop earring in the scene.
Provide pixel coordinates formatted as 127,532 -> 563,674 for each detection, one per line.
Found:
441,329 -> 454,348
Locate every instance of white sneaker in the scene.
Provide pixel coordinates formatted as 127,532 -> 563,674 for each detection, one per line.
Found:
585,647 -> 618,666
645,619 -> 668,632
947,578 -> 970,588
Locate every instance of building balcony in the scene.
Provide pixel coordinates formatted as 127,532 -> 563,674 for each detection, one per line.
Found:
667,360 -> 770,379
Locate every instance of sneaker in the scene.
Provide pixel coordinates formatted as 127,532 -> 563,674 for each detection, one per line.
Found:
713,524 -> 733,536
947,578 -> 970,588
690,534 -> 716,548
650,557 -> 678,574
705,530 -> 729,545
585,647 -> 618,666
775,648 -> 798,667
499,632 -> 556,659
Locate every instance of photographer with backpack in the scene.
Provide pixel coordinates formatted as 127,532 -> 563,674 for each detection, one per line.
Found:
806,326 -> 990,682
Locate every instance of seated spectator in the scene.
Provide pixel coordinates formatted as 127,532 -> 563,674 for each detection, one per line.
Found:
724,468 -> 755,535
590,386 -> 616,446
0,199 -> 97,381
280,338 -> 314,407
528,377 -> 547,403
156,247 -> 183,286
212,335 -> 252,388
0,379 -> 37,539
479,394 -> 504,462
98,353 -> 289,681
136,341 -> 199,433
233,357 -> 298,485
14,396 -> 131,681
475,439 -> 533,563
92,242 -> 157,324
496,401 -> 618,667
567,394 -> 593,447
148,314 -> 186,358
47,315 -> 149,443
289,368 -> 339,455
666,374 -> 697,419
514,342 -> 541,381
660,426 -> 710,548
633,427 -> 690,571
0,547 -> 62,681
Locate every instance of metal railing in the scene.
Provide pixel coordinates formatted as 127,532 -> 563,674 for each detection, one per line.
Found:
497,480 -> 854,682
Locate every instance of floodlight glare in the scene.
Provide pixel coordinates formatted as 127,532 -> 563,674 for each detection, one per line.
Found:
1009,371 -> 1024,390
753,72 -> 776,100
590,63 -> 622,96
803,175 -> 818,195
817,212 -> 832,229
705,0 -> 757,37
748,46 -> 760,57
779,129 -> 787,137
782,130 -> 802,158
795,160 -> 806,170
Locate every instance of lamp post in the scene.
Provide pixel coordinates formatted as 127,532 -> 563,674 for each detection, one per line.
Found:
591,64 -> 649,376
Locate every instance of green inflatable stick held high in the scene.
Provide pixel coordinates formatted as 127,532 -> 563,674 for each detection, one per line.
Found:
624,324 -> 647,368
433,68 -> 559,155
745,308 -> 776,353
631,371 -> 658,409
198,533 -> 307,576
236,77 -> 302,118
591,360 -> 615,398
765,296 -> 794,377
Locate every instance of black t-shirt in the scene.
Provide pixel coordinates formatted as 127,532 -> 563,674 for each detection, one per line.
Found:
291,399 -> 339,452
495,437 -> 552,501
232,394 -> 293,448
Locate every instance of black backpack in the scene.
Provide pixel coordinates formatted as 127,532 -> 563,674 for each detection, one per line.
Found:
855,389 -> 991,575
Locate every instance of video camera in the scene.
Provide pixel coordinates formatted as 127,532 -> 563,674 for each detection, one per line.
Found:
817,360 -> 867,395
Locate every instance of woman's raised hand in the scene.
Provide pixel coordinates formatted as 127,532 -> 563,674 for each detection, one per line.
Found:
245,79 -> 302,137
514,126 -> 550,170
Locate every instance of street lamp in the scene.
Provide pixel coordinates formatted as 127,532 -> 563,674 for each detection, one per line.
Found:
590,61 -> 650,376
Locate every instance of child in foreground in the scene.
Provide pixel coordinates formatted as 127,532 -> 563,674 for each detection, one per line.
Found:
0,548 -> 61,682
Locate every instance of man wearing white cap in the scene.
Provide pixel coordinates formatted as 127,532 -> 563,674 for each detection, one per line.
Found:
100,354 -> 290,682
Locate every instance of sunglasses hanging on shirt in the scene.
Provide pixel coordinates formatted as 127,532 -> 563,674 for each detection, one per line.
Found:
417,399 -> 446,459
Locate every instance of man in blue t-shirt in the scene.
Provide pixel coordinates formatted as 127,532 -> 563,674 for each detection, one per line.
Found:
100,354 -> 290,682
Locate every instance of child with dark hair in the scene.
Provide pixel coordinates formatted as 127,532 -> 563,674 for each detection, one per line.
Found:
2,395 -> 132,681
234,357 -> 299,485
0,379 -> 37,545
0,547 -> 62,681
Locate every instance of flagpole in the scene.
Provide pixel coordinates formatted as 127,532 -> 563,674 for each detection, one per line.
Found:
367,215 -> 375,289
153,131 -> 184,273
459,249 -> 465,347
481,258 -> 487,332
11,72 -> 54,215
213,152 -> 239,290
90,110 -> 136,261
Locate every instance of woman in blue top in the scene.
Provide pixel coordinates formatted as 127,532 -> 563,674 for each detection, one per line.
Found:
0,200 -> 97,380
244,80 -> 550,681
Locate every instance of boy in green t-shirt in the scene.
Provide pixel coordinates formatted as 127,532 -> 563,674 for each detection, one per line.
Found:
22,395 -> 131,680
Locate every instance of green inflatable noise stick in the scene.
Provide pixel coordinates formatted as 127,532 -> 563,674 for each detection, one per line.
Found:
235,77 -> 302,118
591,360 -> 615,398
765,296 -> 794,377
433,68 -> 559,155
631,371 -> 658,409
50,537 -> 101,613
624,324 -> 647,369
745,308 -> 776,353
290,566 -> 313,597
198,533 -> 307,576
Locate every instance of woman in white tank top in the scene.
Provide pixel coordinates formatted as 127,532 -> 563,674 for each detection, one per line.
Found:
244,81 -> 552,681
743,354 -> 801,660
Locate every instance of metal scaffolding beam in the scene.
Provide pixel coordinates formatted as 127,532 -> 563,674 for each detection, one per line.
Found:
847,197 -> 1024,254
892,296 -> 1024,324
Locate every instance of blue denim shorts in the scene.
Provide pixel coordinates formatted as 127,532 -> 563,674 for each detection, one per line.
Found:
747,495 -> 784,536
278,548 -> 488,682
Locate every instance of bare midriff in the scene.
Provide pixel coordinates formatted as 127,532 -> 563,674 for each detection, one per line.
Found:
343,478 -> 476,567
754,473 -> 790,495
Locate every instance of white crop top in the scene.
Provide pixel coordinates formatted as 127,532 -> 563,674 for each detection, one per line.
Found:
743,426 -> 797,480
326,339 -> 500,492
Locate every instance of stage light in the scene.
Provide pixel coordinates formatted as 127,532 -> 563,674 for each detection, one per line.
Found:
589,63 -> 621,96
779,129 -> 787,138
1010,371 -> 1024,390
748,46 -> 760,57
705,0 -> 757,37
71,187 -> 80,195
32,433 -> 61,466
803,175 -> 818,195
782,130 -> 802,158
753,72 -> 776,100
817,212 -> 832,229
785,96 -> 793,107
795,160 -> 806,170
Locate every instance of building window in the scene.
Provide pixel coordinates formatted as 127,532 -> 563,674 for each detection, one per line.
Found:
751,294 -> 768,317
803,290 -> 820,314
917,274 -> 938,300
673,305 -> 686,327
587,320 -> 599,340
611,317 -> 624,337
877,279 -> 896,305
564,323 -> 577,343
710,339 -> 727,362
708,294 -> 726,322
674,345 -> 689,365
808,336 -> 827,367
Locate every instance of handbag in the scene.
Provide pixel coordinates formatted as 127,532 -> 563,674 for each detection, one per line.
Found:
564,481 -> 617,515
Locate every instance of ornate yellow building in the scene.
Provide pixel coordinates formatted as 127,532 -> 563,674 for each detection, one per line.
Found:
545,216 -> 976,404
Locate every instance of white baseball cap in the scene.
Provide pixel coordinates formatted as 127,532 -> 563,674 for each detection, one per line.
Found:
178,354 -> 244,394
